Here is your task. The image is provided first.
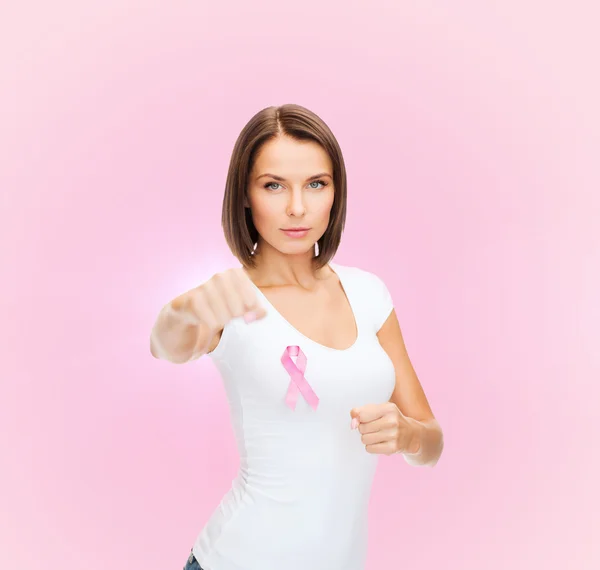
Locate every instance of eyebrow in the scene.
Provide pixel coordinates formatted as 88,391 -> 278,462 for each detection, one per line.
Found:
256,172 -> 332,182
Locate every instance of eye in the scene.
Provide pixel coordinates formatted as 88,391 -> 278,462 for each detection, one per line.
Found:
264,182 -> 281,191
263,179 -> 329,191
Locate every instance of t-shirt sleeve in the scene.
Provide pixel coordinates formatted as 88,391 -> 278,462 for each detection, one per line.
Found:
370,272 -> 395,332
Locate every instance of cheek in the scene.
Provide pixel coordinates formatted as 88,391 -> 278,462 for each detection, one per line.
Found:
315,193 -> 335,219
251,199 -> 280,228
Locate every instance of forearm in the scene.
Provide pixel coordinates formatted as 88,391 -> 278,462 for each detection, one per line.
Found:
401,418 -> 444,467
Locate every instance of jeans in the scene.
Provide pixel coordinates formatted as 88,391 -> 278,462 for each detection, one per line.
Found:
183,548 -> 204,570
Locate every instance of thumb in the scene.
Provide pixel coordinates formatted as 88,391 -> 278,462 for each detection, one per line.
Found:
245,305 -> 268,322
253,306 -> 268,320
349,408 -> 361,430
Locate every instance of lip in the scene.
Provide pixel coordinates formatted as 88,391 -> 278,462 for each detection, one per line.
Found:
281,228 -> 310,238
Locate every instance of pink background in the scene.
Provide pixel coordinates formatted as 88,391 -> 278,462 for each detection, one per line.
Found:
2,1 -> 598,569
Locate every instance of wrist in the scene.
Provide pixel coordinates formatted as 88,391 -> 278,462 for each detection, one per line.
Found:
403,418 -> 423,455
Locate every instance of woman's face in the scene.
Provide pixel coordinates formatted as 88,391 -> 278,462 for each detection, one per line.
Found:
245,135 -> 335,260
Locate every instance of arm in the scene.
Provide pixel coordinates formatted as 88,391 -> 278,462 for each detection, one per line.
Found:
401,417 -> 444,467
377,309 -> 444,467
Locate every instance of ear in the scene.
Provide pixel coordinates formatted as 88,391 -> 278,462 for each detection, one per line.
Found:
243,194 -> 250,208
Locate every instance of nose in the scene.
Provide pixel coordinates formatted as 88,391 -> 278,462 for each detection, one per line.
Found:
286,188 -> 306,217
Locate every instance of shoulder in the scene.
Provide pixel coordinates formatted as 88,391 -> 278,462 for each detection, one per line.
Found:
330,262 -> 390,291
331,262 -> 394,332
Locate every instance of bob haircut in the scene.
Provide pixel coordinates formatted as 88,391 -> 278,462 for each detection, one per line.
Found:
221,103 -> 347,271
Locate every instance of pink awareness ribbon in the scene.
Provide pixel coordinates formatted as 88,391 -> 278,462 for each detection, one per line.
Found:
280,345 -> 319,411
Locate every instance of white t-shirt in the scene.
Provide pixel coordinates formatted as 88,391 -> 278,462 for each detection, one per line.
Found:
192,262 -> 396,570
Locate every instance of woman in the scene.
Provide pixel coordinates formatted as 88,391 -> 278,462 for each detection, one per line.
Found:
150,104 -> 444,570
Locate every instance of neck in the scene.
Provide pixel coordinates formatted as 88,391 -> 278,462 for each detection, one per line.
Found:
250,241 -> 329,289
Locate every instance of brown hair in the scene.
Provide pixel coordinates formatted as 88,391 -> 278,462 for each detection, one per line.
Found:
221,104 -> 347,270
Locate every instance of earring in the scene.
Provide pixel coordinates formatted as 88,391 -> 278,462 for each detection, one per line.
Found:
251,242 -> 257,255
314,241 -> 320,257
